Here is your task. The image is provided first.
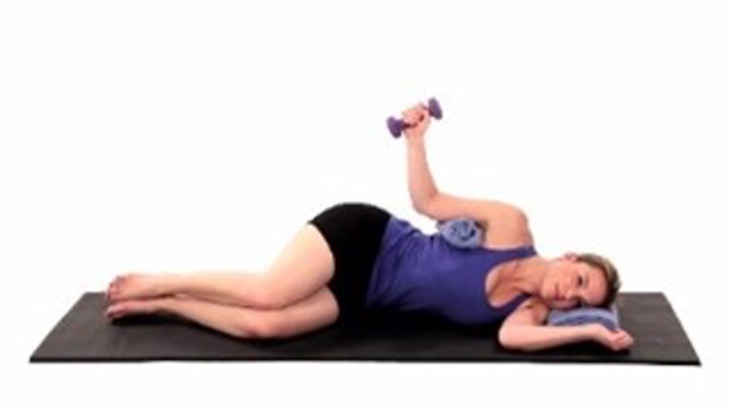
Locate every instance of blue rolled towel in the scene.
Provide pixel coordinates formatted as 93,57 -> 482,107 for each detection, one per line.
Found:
547,305 -> 620,331
436,218 -> 483,249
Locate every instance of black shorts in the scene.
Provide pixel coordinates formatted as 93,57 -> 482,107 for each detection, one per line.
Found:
307,202 -> 391,325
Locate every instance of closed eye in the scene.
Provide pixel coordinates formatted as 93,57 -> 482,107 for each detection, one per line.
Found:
578,274 -> 590,288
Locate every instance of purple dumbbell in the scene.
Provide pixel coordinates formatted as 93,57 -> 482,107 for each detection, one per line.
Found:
386,97 -> 443,139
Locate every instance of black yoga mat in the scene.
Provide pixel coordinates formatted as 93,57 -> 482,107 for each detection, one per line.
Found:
30,292 -> 699,365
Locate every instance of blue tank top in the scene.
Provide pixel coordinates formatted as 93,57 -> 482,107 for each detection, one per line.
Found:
366,216 -> 537,327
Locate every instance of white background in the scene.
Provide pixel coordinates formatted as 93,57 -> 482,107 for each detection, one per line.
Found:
1,0 -> 733,417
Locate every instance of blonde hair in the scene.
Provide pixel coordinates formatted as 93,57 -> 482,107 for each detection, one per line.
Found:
577,253 -> 620,308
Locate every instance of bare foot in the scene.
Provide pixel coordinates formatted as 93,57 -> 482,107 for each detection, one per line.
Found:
105,298 -> 163,320
106,273 -> 166,302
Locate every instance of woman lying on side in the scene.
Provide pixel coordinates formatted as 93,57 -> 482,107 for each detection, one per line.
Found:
106,103 -> 634,352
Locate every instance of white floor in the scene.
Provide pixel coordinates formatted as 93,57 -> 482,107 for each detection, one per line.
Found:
9,354 -> 731,418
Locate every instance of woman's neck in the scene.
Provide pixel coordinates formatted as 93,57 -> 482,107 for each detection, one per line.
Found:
503,255 -> 550,296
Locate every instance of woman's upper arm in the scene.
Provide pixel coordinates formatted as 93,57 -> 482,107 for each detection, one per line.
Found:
420,192 -> 526,223
419,192 -> 531,245
501,298 -> 549,329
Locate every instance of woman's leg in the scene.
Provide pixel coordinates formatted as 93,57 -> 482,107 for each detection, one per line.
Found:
107,224 -> 335,309
107,272 -> 265,307
106,286 -> 339,339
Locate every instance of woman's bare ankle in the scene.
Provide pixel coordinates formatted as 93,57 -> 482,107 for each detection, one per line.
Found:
153,295 -> 178,314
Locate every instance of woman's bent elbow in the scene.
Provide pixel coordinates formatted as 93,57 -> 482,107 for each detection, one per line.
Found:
498,327 -> 520,350
411,196 -> 432,215
412,194 -> 441,218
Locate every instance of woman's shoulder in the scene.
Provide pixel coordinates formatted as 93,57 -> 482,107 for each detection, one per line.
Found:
514,295 -> 550,323
481,215 -> 535,249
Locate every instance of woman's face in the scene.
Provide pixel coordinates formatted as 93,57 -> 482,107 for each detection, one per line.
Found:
540,253 -> 609,309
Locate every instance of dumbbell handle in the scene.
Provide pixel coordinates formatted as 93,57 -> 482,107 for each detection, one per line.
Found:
387,97 -> 443,139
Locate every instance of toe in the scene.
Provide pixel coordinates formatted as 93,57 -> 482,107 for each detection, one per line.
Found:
107,286 -> 119,301
104,306 -> 117,319
105,302 -> 127,318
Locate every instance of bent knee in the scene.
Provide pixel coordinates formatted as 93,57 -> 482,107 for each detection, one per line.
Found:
247,319 -> 283,339
231,315 -> 283,339
249,284 -> 291,310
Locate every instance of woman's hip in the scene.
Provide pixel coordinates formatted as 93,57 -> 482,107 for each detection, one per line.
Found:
307,202 -> 391,323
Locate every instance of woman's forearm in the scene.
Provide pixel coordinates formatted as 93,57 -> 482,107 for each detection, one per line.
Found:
499,324 -> 597,352
406,138 -> 439,210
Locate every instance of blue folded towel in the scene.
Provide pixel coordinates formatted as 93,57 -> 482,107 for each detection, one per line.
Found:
436,218 -> 483,249
547,305 -> 620,331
